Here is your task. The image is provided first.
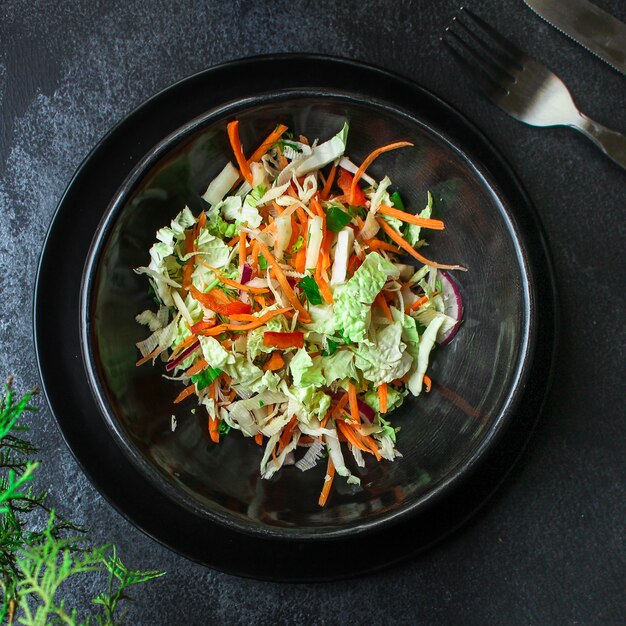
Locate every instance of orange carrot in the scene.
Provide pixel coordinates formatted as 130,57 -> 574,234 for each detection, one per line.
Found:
185,358 -> 208,377
227,120 -> 253,184
378,204 -> 445,230
174,384 -> 196,404
320,162 -> 337,200
366,239 -> 400,254
374,292 -> 393,321
248,124 -> 288,164
251,240 -> 259,269
254,240 -> 311,322
263,351 -> 285,371
196,260 -> 269,294
407,292 -> 438,313
350,141 -> 413,204
379,383 -> 388,413
377,218 -> 467,271
332,393 -> 350,419
337,421 -> 371,454
316,274 -> 334,304
239,231 -> 247,267
208,415 -> 220,443
423,374 -> 432,393
135,345 -> 162,367
169,334 -> 200,360
199,307 -> 293,336
226,235 -> 239,246
278,415 -> 298,453
348,382 -> 361,424
294,247 -> 306,274
318,456 -> 335,507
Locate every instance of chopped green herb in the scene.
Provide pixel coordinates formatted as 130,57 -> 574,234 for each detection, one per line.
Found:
348,205 -> 366,219
298,276 -> 323,305
259,400 -> 264,407
326,205 -> 352,233
291,235 -> 305,252
321,339 -> 339,357
191,367 -> 222,390
218,421 -> 231,435
390,191 -> 405,211
258,254 -> 268,270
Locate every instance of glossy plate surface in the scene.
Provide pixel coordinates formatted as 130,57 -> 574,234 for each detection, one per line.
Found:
34,55 -> 555,580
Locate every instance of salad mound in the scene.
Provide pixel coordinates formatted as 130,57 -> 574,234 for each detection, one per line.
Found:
135,120 -> 465,506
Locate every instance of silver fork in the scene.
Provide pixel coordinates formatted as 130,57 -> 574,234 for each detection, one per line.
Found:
443,7 -> 626,171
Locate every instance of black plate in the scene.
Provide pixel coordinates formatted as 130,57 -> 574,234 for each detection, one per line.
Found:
34,55 -> 556,581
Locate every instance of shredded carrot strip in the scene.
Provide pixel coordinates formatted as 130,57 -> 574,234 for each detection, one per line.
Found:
263,351 -> 285,371
196,259 -> 269,294
320,410 -> 332,428
248,124 -> 288,164
348,383 -> 361,424
377,218 -> 467,271
374,292 -> 393,321
251,240 -> 259,270
350,141 -> 413,204
239,231 -> 247,267
318,456 -> 335,507
407,293 -> 438,313
278,416 -> 298,453
185,358 -> 208,377
254,241 -> 311,322
366,239 -> 400,254
295,205 -> 308,226
208,416 -> 219,443
227,120 -> 253,184
336,421 -> 370,454
316,274 -> 333,304
226,235 -> 239,246
135,345 -> 161,367
378,204 -> 445,230
379,383 -> 388,413
169,335 -> 200,360
174,384 -> 196,404
255,433 -> 263,446
332,393 -> 350,419
423,374 -> 432,393
320,162 -> 337,200
200,308 -> 292,336
294,247 -> 306,274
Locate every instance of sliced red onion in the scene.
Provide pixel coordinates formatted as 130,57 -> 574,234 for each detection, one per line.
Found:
438,271 -> 463,346
240,263 -> 253,285
357,398 -> 375,422
165,340 -> 201,372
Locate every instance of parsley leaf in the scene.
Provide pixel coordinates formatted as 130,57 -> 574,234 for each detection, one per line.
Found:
298,276 -> 323,305
218,421 -> 231,435
258,254 -> 268,270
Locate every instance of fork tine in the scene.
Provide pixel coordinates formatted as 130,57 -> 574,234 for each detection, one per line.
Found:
443,25 -> 509,96
453,16 -> 519,79
460,7 -> 525,68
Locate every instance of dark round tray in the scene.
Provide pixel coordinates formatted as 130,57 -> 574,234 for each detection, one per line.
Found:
34,54 -> 556,581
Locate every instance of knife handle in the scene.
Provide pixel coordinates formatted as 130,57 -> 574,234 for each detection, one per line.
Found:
571,113 -> 626,171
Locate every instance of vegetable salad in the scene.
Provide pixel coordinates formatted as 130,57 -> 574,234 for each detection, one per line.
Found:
135,120 -> 465,505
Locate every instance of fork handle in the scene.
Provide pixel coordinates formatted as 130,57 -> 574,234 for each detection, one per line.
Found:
571,113 -> 626,171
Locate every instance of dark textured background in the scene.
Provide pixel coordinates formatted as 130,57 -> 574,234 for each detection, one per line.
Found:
1,0 -> 625,624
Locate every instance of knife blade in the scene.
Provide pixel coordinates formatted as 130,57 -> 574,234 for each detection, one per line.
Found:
524,0 -> 626,75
